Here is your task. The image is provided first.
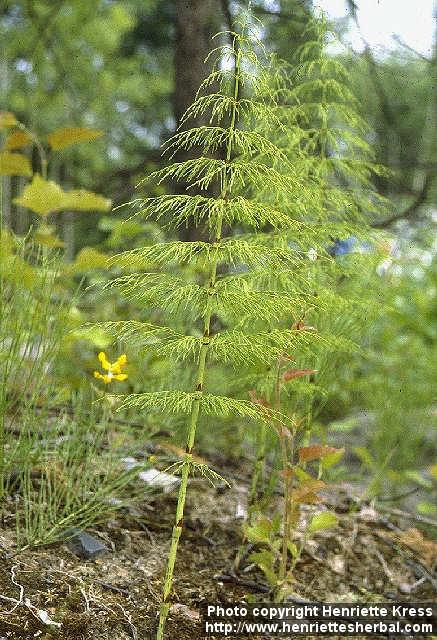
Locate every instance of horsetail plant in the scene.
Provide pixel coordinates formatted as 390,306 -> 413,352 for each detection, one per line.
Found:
244,14 -> 389,491
235,16 -> 389,590
90,25 -> 333,638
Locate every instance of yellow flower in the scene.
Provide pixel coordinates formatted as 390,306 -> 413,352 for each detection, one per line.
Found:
93,352 -> 128,384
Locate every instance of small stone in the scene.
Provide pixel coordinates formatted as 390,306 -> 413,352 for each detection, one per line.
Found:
359,505 -> 379,521
235,499 -> 247,519
215,480 -> 229,495
120,456 -> 138,471
138,468 -> 180,493
327,554 -> 345,574
121,458 -> 179,493
170,603 -> 200,620
67,530 -> 108,560
398,582 -> 413,594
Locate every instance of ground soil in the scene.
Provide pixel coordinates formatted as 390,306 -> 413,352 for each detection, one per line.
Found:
0,462 -> 435,640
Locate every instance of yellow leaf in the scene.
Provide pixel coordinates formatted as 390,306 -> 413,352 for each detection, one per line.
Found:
5,130 -> 32,150
0,111 -> 18,127
0,152 -> 32,177
13,174 -> 64,216
71,247 -> 108,272
13,175 -> 111,216
60,189 -> 111,211
34,232 -> 65,248
47,127 -> 103,150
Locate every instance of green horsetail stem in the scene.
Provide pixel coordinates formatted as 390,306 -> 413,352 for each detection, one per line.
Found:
0,178 -> 4,501
156,45 -> 242,640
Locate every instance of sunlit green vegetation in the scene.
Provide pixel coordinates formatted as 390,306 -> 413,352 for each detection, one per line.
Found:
0,2 -> 435,637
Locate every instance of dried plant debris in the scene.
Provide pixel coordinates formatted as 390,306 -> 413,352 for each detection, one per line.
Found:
0,469 -> 435,639
397,528 -> 437,569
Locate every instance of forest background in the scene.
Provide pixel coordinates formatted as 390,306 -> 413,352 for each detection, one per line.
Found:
0,0 -> 436,527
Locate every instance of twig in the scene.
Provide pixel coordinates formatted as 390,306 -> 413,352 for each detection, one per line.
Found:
392,34 -> 431,62
378,506 -> 437,528
376,487 -> 420,502
372,173 -> 434,228
79,587 -> 90,613
0,566 -> 26,614
0,564 -> 62,629
374,548 -> 397,586
115,602 -> 138,640
49,568 -> 130,596
374,533 -> 437,591
235,0 -> 309,21
214,573 -> 270,593
47,566 -> 137,637
404,559 -> 437,591
9,565 -> 24,612
92,579 -> 130,596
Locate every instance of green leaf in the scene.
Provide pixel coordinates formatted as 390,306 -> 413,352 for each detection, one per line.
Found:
60,189 -> 111,212
0,152 -> 32,177
404,471 -> 432,489
248,550 -> 278,586
322,448 -> 345,470
354,446 -> 374,470
329,417 -> 358,432
271,512 -> 282,534
308,511 -> 339,533
294,467 -> 313,483
71,325 -> 111,349
47,127 -> 103,150
416,502 -> 437,516
13,174 -> 64,215
244,518 -> 272,544
287,541 -> 298,558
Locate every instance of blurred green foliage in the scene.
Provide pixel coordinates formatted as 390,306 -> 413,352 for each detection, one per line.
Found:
0,1 -> 435,520
356,236 -> 436,494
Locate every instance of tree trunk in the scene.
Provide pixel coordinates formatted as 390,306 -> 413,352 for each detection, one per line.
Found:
173,0 -> 218,128
1,178 -> 11,230
173,0 -> 222,240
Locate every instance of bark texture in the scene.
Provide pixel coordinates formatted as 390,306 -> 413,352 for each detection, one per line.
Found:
173,0 -> 219,128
